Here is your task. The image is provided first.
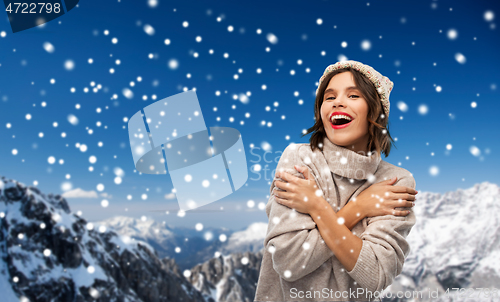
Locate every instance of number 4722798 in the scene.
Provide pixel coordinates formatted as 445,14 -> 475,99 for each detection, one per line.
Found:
445,288 -> 498,299
5,2 -> 62,14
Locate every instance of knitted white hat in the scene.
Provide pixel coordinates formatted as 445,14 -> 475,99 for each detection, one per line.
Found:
316,60 -> 393,118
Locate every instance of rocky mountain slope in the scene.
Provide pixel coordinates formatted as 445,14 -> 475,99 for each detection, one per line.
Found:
97,216 -> 267,271
0,175 -> 214,302
3,172 -> 500,302
385,181 -> 500,302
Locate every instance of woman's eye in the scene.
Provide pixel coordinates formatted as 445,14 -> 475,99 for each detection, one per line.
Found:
326,95 -> 359,100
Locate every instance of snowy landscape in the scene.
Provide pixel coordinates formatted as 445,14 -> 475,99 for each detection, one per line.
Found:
0,1 -> 498,300
2,175 -> 500,302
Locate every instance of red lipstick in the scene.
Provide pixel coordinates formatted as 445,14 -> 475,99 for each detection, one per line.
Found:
329,112 -> 354,129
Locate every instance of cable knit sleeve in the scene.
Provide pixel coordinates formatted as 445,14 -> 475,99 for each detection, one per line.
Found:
345,174 -> 417,293
263,144 -> 335,282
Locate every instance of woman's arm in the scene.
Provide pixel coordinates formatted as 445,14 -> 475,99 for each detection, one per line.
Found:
264,145 -> 339,282
309,198 -> 362,272
275,164 -> 417,291
336,177 -> 418,230
309,174 -> 417,293
265,143 -> 416,284
336,201 -> 364,230
273,165 -> 363,272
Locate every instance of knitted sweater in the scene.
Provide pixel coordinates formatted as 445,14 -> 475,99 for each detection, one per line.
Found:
254,136 -> 416,302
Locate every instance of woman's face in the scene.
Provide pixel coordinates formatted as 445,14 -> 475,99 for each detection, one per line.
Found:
320,71 -> 370,154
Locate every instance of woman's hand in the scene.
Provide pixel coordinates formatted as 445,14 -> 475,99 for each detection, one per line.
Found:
354,177 -> 418,218
272,165 -> 323,215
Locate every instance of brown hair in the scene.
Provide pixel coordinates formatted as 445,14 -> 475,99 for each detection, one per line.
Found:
301,67 -> 396,157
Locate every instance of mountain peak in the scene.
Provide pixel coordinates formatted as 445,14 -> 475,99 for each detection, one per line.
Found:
1,175 -> 213,302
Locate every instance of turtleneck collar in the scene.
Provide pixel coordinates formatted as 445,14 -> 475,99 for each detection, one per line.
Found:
319,136 -> 381,180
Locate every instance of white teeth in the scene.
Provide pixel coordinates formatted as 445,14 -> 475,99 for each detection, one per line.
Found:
330,115 -> 352,124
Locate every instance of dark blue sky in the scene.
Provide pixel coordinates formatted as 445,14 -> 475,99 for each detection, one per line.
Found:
1,0 -> 499,230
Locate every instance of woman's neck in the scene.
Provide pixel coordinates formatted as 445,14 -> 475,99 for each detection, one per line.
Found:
319,136 -> 382,180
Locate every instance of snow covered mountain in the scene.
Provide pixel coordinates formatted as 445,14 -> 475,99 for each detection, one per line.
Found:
94,181 -> 500,301
0,174 -> 268,302
386,181 -> 500,302
4,171 -> 498,302
187,250 -> 264,302
183,181 -> 500,302
96,216 -> 267,271
93,217 -> 268,301
222,222 -> 267,254
0,175 -> 214,302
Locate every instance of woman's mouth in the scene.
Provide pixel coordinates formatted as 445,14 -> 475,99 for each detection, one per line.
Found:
330,116 -> 353,129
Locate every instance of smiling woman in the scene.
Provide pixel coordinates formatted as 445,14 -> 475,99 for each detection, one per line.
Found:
254,60 -> 418,302
313,62 -> 395,157
322,72 -> 372,154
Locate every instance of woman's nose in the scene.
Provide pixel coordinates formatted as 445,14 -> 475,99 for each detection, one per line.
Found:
333,95 -> 347,107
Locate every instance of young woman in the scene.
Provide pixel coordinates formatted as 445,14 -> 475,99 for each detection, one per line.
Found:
254,60 -> 418,302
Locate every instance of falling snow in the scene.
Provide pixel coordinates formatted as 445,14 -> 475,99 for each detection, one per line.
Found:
0,1 -> 495,256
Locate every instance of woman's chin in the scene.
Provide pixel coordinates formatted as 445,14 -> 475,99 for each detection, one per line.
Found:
326,134 -> 350,145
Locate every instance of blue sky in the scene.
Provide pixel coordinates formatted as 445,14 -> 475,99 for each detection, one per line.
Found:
0,0 -> 499,230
